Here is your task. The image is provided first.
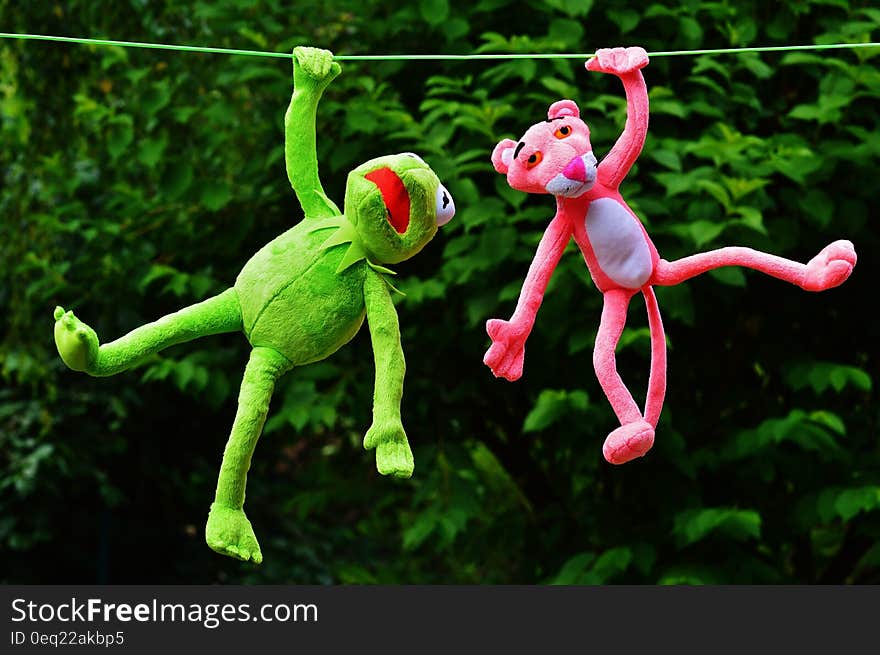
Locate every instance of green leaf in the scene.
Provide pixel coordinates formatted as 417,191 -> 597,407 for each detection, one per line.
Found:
808,411 -> 846,436
550,552 -> 595,584
740,53 -> 773,79
607,8 -> 640,32
784,361 -> 872,395
658,568 -> 716,585
137,264 -> 179,293
678,17 -> 704,46
853,542 -> 880,580
137,134 -> 168,167
673,508 -> 762,547
732,206 -> 767,235
106,116 -> 133,159
141,81 -> 171,116
419,0 -> 450,25
402,512 -> 437,550
544,0 -> 593,17
788,104 -> 824,121
494,176 -> 527,209
445,18 -> 470,41
799,189 -> 834,227
547,19 -> 584,47
550,547 -> 633,584
583,547 -> 633,583
171,106 -> 198,123
834,487 -> 880,522
650,149 -> 682,171
161,161 -> 194,199
688,220 -> 725,247
649,87 -> 689,118
714,410 -> 845,463
200,180 -> 232,211
722,176 -> 769,202
523,390 -> 567,432
539,76 -> 578,98
567,329 -> 595,354
709,267 -> 746,287
654,284 -> 695,326
695,180 -> 731,209
522,389 -> 588,433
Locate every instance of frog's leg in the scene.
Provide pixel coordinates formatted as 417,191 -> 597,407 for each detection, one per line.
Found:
206,346 -> 291,564
53,288 -> 242,376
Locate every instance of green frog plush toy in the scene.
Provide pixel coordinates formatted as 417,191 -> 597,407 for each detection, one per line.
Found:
52,47 -> 455,563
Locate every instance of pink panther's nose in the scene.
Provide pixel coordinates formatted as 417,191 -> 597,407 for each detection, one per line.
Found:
563,156 -> 587,182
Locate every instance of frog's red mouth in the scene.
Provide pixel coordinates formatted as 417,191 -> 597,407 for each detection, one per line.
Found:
365,167 -> 411,234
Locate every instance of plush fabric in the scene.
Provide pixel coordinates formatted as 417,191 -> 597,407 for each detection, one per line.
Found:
484,46 -> 857,465
54,289 -> 242,376
362,270 -> 413,477
207,346 -> 292,563
585,197 -> 652,289
53,46 -> 455,563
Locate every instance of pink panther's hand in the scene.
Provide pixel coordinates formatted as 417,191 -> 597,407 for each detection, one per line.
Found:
484,318 -> 528,382
586,46 -> 649,75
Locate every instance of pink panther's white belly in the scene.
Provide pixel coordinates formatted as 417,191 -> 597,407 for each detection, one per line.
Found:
584,198 -> 653,289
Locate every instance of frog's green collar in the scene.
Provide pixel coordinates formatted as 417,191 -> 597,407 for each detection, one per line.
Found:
308,216 -> 404,294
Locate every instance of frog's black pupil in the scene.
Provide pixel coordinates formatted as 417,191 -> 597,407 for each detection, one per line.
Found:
528,154 -> 537,163
442,193 -> 449,209
561,126 -> 570,134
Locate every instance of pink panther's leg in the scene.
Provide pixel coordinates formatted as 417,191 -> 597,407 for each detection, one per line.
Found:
593,290 -> 641,424
594,290 -> 655,464
652,241 -> 856,291
642,286 -> 666,428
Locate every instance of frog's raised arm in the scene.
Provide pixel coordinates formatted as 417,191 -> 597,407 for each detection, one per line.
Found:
285,46 -> 342,218
361,270 -> 414,478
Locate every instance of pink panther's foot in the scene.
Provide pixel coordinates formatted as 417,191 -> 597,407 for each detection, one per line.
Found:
602,419 -> 655,465
802,240 -> 856,291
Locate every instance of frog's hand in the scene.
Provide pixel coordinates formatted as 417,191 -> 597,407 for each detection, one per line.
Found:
285,46 -> 342,220
362,269 -> 413,477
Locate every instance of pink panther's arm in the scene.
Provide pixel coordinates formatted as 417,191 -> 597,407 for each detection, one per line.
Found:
484,213 -> 572,381
587,47 -> 650,190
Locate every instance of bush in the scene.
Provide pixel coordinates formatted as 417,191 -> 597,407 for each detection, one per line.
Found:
1,0 -> 877,583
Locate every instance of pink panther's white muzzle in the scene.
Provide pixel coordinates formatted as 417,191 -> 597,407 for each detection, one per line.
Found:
545,153 -> 598,197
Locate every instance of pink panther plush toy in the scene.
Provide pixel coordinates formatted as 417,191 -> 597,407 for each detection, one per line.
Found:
484,46 -> 857,465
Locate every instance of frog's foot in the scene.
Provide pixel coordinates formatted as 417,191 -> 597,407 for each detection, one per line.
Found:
602,419 -> 655,465
375,438 -> 414,478
364,420 -> 414,478
53,306 -> 99,373
205,503 -> 263,564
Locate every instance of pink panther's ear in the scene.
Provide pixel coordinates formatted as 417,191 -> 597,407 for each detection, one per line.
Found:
547,99 -> 580,120
491,138 -> 518,174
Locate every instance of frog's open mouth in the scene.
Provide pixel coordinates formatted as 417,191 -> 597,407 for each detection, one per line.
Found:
365,167 -> 411,234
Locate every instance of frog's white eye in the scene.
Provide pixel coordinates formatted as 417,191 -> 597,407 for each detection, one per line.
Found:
436,184 -> 454,226
402,152 -> 427,165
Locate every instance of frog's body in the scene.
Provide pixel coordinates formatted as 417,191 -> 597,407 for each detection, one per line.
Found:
52,47 -> 455,564
236,223 -> 367,364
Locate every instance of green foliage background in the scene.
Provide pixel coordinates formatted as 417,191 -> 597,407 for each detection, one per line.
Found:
1,0 -> 877,584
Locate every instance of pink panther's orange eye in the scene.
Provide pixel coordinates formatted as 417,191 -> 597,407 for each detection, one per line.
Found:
554,125 -> 572,138
525,151 -> 543,169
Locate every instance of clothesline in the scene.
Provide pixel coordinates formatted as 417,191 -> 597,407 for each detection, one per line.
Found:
1,32 -> 878,61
